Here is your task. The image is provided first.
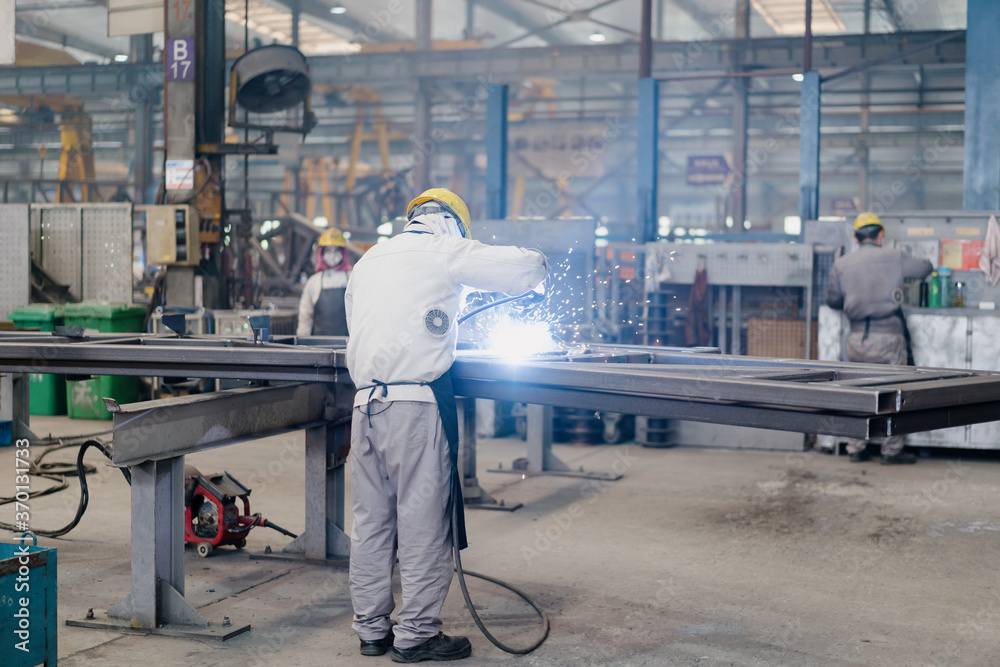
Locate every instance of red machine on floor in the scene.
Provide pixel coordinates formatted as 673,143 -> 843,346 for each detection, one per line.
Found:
184,466 -> 297,557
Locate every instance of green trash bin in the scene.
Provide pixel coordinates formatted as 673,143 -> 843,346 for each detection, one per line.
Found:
8,304 -> 67,416
62,302 -> 147,420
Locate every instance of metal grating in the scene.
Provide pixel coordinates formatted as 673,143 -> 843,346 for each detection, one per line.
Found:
39,205 -> 83,299
0,205 -> 31,321
81,205 -> 132,303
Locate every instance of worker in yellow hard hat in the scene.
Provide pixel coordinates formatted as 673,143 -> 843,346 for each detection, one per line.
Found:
343,188 -> 546,661
405,187 -> 472,240
826,211 -> 932,464
297,227 -> 352,336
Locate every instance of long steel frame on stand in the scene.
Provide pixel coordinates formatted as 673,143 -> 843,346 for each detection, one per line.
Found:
4,332 -> 1000,640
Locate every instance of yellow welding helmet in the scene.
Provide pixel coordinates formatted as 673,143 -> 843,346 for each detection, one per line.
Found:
318,227 -> 346,247
853,211 -> 883,231
406,188 -> 472,239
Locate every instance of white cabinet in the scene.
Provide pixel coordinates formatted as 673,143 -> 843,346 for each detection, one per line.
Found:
818,306 -> 1000,449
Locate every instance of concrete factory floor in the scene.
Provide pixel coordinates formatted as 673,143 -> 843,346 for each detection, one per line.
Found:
6,416 -> 1000,666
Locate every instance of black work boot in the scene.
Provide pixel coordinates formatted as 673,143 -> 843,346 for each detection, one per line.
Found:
881,452 -> 917,465
848,451 -> 869,463
390,633 -> 472,663
360,626 -> 395,656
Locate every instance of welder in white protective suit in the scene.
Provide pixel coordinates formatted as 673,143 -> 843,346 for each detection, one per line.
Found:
344,188 -> 547,663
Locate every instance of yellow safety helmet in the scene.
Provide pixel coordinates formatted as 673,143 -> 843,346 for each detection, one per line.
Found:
406,188 -> 472,239
318,227 -> 346,247
853,212 -> 883,231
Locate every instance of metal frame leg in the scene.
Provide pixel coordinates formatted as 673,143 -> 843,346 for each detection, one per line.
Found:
490,404 -> 623,482
282,420 -> 351,560
69,456 -> 250,640
459,397 -> 521,511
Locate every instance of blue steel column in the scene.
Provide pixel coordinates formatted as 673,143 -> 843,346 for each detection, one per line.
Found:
964,0 -> 1000,210
486,83 -> 508,219
798,71 -> 821,222
638,77 -> 659,242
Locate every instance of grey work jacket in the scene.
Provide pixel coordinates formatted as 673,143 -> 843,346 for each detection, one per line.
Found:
825,242 -> 933,334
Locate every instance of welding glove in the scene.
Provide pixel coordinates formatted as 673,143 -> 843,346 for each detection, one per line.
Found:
514,279 -> 547,315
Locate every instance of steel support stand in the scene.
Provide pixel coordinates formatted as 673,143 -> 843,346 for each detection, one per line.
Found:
459,398 -> 520,511
68,455 -> 250,640
489,404 -> 622,482
281,419 -> 352,560
1,373 -> 36,443
732,285 -> 742,356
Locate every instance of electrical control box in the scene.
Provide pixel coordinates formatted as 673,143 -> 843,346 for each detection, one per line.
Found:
140,205 -> 199,266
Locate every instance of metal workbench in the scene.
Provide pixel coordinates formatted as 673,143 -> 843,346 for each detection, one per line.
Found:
1,331 -> 999,639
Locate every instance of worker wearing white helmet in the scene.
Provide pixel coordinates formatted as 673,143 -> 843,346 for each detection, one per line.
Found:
297,227 -> 352,336
344,188 -> 546,662
826,211 -> 932,464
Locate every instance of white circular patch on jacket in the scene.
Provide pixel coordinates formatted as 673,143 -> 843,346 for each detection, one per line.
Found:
425,309 -> 450,336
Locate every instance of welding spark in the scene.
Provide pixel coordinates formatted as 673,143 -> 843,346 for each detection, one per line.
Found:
484,320 -> 558,359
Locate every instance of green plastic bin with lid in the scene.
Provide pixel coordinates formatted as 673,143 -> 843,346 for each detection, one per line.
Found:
61,302 -> 146,420
8,304 -> 67,416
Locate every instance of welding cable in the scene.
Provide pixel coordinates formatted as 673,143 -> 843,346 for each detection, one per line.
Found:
0,439 -> 130,538
451,497 -> 550,654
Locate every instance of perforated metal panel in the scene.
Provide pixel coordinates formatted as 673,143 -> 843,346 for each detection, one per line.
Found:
0,205 -> 30,320
38,205 -> 82,299
29,207 -> 40,262
82,205 -> 132,303
649,242 -> 814,287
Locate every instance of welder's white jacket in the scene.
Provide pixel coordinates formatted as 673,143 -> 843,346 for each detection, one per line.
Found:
345,213 -> 546,407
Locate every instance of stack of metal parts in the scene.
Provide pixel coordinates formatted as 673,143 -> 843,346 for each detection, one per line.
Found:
635,416 -> 675,448
0,334 -> 998,442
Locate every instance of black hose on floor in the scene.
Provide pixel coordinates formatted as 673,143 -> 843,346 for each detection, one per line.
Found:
452,486 -> 550,654
0,439 -> 129,537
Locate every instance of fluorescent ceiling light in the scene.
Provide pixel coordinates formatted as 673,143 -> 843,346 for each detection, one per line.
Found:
588,32 -> 606,42
114,54 -> 129,62
330,4 -> 346,14
792,73 -> 804,82
751,0 -> 845,35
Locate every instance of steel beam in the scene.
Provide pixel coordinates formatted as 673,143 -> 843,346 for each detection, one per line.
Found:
964,0 -> 1000,210
798,71 -> 821,222
0,31 -> 967,96
486,83 -> 508,219
107,383 -> 333,466
452,377 -> 883,440
637,77 -> 659,243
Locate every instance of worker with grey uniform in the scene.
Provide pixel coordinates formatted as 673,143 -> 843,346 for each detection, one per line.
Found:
344,188 -> 547,662
826,212 -> 933,464
297,227 -> 352,336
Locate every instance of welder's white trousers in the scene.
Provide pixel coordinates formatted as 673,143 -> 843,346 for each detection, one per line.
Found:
349,400 -> 454,649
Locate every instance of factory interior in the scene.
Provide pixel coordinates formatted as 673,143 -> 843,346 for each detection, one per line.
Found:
2,0 -> 1000,665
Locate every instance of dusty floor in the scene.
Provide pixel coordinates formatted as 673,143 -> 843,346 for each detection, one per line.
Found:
5,416 -> 1000,666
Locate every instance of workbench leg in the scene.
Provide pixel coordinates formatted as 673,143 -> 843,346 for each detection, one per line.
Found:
70,455 -> 250,639
108,457 -> 206,628
288,422 -> 351,560
489,404 -> 622,482
527,404 -> 568,473
458,398 -> 520,511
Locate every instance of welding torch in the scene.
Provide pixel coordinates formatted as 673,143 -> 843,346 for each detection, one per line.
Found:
456,282 -> 547,326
